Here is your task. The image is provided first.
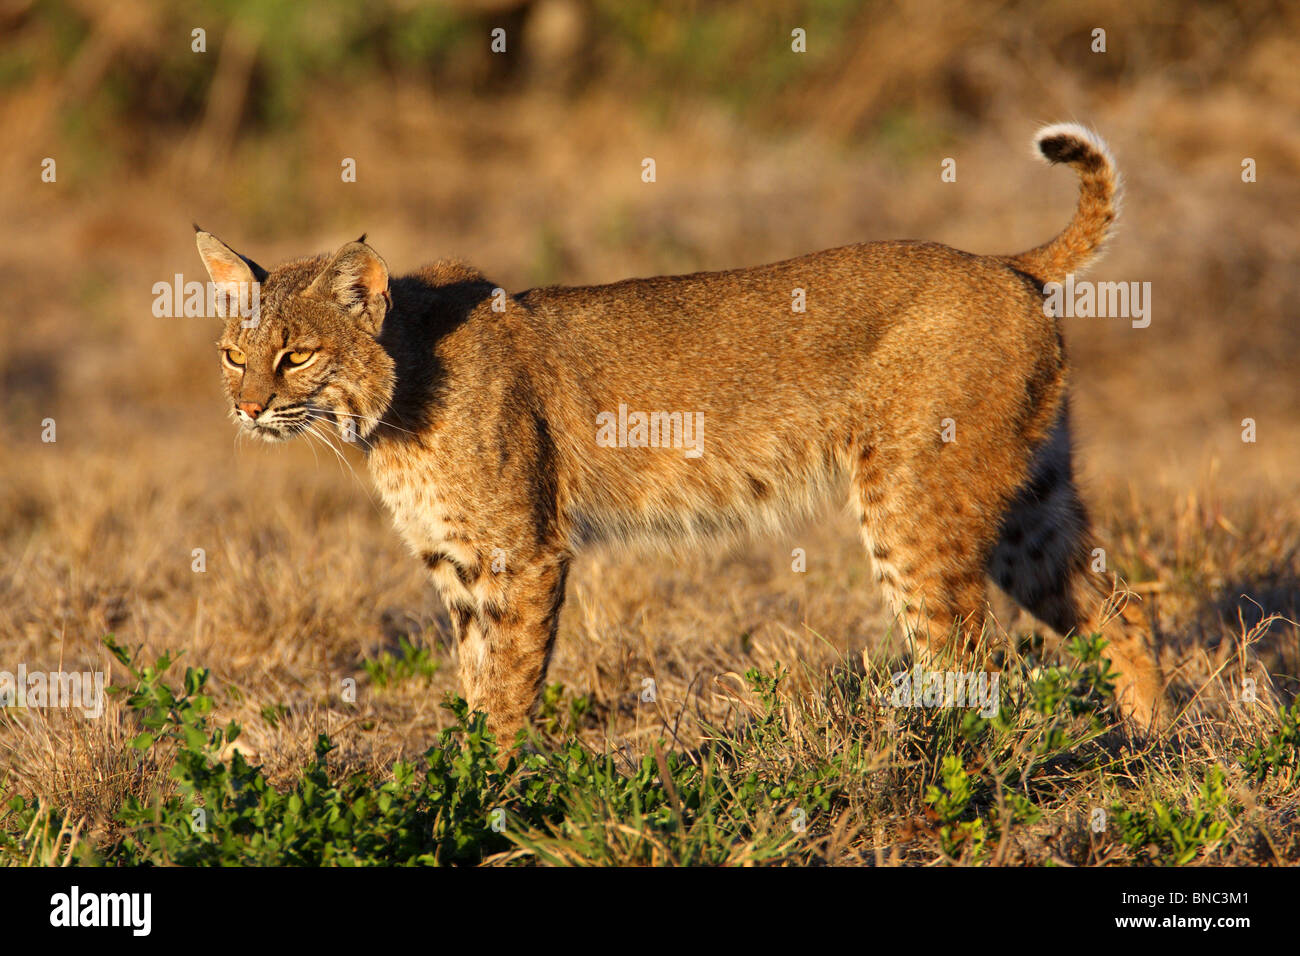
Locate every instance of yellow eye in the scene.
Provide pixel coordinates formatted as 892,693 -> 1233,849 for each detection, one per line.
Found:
284,350 -> 315,367
224,347 -> 246,367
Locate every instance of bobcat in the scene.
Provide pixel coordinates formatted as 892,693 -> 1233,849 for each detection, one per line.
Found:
197,123 -> 1167,745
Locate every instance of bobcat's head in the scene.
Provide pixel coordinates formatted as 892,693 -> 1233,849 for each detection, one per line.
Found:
195,229 -> 397,445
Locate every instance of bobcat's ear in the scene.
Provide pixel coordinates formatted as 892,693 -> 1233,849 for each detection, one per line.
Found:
305,238 -> 390,334
194,228 -> 267,308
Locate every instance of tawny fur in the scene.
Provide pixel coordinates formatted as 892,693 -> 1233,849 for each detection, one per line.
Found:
197,124 -> 1167,747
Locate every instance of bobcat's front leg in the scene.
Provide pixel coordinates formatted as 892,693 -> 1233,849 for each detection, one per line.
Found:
433,547 -> 570,750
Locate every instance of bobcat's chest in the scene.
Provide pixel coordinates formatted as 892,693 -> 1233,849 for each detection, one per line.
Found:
369,444 -> 475,561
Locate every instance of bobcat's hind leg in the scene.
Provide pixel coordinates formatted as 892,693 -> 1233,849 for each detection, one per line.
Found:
989,416 -> 1167,731
852,445 -> 998,673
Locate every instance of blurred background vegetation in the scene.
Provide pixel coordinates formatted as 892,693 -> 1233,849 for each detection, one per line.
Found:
6,1 -> 1295,175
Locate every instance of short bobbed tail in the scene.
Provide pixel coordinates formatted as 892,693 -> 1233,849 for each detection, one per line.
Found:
1008,123 -> 1120,282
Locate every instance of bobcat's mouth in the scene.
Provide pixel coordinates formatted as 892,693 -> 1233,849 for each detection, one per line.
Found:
232,406 -> 305,443
240,419 -> 297,442
249,404 -> 365,445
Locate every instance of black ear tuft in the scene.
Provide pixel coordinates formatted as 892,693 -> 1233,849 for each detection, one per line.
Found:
356,233 -> 367,244
192,222 -> 203,233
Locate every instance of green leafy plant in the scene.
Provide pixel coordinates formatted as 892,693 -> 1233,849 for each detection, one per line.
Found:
362,635 -> 440,688
1110,767 -> 1232,865
1239,703 -> 1300,783
102,636 -> 512,865
535,682 -> 593,735
925,754 -> 987,861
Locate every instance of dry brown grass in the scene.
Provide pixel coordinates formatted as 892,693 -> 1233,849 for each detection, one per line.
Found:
1,0 -> 1297,864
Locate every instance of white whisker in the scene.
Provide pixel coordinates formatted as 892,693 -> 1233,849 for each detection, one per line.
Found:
318,406 -> 420,438
307,410 -> 377,453
303,421 -> 381,508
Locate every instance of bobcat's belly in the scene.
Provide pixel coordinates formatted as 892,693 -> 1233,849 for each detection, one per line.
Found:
566,462 -> 850,551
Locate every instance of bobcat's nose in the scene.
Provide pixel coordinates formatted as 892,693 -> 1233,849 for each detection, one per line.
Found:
237,400 -> 266,419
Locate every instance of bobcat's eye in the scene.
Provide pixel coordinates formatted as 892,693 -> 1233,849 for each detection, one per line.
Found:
223,347 -> 246,368
282,349 -> 316,369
